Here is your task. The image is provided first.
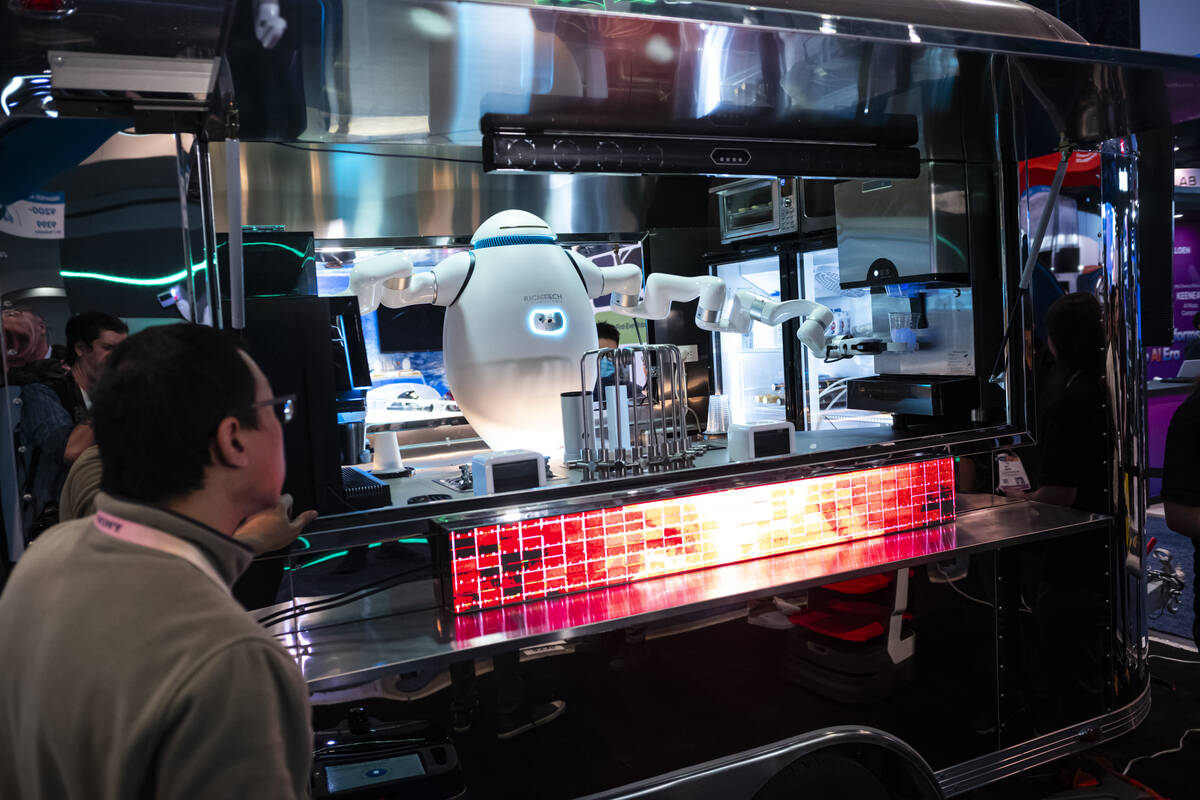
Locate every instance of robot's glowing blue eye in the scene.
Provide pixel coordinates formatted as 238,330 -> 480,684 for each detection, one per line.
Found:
528,307 -> 567,337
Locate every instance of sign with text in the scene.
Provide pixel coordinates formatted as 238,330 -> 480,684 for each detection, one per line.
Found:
1146,220 -> 1200,379
0,192 -> 65,240
1176,168 -> 1200,189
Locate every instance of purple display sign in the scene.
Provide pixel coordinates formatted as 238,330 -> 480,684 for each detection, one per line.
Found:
1146,220 -> 1200,380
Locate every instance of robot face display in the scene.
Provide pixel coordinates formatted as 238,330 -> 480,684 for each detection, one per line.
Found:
528,308 -> 567,336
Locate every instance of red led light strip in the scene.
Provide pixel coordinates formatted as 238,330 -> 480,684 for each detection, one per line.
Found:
449,457 -> 955,614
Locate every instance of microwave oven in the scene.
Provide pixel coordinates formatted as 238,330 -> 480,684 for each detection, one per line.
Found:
711,177 -> 834,244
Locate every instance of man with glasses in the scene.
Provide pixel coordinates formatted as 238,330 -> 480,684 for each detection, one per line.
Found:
0,323 -> 318,799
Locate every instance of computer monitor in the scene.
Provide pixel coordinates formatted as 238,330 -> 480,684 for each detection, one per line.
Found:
1176,360 -> 1200,380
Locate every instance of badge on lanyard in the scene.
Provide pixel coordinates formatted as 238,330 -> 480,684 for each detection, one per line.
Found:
94,511 -> 229,593
996,452 -> 1031,492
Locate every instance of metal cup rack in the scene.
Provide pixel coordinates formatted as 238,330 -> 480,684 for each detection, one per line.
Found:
572,344 -> 702,480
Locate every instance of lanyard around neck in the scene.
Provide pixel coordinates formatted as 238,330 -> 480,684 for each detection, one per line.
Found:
94,511 -> 229,594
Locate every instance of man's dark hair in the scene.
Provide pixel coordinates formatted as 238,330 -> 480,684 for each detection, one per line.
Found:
92,324 -> 259,504
65,311 -> 129,365
596,321 -> 620,345
1192,311 -> 1200,332
1045,292 -> 1105,378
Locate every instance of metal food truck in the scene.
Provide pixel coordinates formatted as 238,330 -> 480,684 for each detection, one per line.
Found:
2,0 -> 1198,797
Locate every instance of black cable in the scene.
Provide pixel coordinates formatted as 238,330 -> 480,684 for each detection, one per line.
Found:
258,564 -> 424,627
261,574 -> 419,630
257,562 -> 430,628
271,141 -> 482,165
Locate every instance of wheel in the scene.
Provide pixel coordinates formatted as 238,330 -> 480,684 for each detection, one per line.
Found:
753,753 -> 894,800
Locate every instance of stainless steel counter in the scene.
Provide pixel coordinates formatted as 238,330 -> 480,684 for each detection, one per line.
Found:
309,426 -> 904,535
274,499 -> 1107,691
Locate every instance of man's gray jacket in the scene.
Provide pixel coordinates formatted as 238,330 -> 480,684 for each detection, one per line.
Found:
0,493 -> 312,799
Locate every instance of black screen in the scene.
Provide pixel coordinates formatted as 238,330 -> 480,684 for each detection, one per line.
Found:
753,427 -> 791,458
492,459 -> 542,493
216,231 -> 316,298
377,305 -> 445,352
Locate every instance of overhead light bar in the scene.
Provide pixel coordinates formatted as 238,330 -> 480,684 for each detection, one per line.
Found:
483,131 -> 920,178
446,457 -> 955,614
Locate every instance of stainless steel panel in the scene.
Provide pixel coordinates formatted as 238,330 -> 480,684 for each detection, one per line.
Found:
936,685 -> 1150,797
210,0 -> 1200,161
699,0 -> 1084,42
280,499 -> 1105,690
210,142 -> 656,238
1098,143 -> 1150,697
836,162 -> 970,287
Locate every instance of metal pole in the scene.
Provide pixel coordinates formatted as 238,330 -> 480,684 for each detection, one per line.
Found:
196,135 -> 224,328
173,131 -> 197,324
225,138 -> 246,330
1018,149 -> 1071,291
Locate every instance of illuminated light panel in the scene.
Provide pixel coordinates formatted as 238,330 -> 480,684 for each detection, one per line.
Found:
449,457 -> 955,614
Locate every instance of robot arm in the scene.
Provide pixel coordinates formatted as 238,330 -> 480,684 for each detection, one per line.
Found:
609,274 -> 835,356
711,290 -> 834,355
608,273 -> 727,326
349,251 -> 473,314
567,252 -> 642,300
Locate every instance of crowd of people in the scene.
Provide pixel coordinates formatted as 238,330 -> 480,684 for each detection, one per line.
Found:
3,309 -> 128,534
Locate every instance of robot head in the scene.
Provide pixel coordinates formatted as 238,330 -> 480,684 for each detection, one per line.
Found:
471,210 -> 557,249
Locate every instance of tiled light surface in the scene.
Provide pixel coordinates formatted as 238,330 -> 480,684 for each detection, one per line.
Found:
450,458 -> 955,613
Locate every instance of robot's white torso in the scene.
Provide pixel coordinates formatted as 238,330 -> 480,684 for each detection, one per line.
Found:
352,208 -> 833,461
442,242 -> 598,454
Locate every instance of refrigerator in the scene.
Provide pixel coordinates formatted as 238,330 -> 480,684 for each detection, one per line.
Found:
710,255 -> 789,427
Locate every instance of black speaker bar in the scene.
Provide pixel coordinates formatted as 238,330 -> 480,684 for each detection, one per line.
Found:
483,132 -> 921,179
480,102 -> 919,147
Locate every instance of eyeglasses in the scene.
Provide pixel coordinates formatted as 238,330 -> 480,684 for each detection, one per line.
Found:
250,394 -> 296,425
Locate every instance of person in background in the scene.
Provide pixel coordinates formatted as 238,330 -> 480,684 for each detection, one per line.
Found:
596,320 -> 620,352
2,308 -> 58,370
596,320 -> 621,392
13,311 -> 127,533
594,320 -> 645,402
57,442 -> 102,522
0,323 -> 317,799
1004,292 -> 1110,514
1162,380 -> 1200,648
64,310 -> 130,413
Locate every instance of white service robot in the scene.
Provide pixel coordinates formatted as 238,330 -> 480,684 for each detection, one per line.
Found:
349,210 -> 841,456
